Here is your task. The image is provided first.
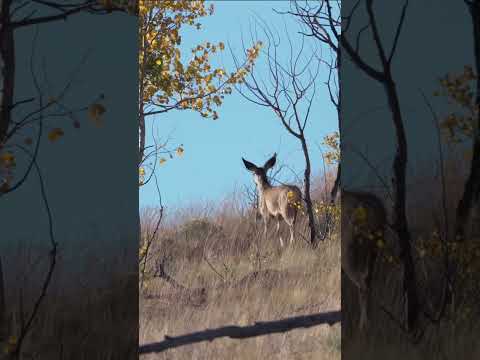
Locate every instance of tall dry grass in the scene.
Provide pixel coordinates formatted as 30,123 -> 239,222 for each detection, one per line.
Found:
0,239 -> 138,359
342,151 -> 480,359
139,172 -> 341,359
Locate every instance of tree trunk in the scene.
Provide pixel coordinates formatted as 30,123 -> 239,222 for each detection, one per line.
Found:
300,136 -> 317,246
455,0 -> 480,241
331,47 -> 342,204
384,75 -> 419,331
0,257 -> 6,340
331,162 -> 341,203
0,1 -> 15,145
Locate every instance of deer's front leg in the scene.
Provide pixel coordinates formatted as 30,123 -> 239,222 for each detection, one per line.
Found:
258,204 -> 268,240
263,216 -> 269,240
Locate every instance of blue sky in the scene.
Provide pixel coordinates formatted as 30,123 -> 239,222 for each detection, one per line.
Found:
140,1 -> 338,210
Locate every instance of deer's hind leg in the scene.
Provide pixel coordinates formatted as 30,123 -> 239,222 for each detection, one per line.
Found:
284,206 -> 298,245
263,216 -> 269,240
276,215 -> 284,247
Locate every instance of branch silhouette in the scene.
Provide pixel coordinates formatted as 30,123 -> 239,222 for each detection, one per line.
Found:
139,310 -> 341,355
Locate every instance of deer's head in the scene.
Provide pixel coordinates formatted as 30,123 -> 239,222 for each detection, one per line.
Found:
242,153 -> 277,188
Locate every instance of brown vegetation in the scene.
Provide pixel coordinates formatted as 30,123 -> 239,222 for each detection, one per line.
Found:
139,173 -> 341,359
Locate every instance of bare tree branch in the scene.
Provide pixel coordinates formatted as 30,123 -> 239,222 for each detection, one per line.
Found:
232,16 -> 319,245
10,1 -> 132,28
12,145 -> 57,356
388,0 -> 409,64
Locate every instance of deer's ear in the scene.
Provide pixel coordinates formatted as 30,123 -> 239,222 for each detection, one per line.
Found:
263,153 -> 277,170
242,158 -> 258,172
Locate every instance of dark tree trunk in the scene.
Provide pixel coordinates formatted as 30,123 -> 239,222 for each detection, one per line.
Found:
0,1 -> 15,145
384,75 -> 419,331
331,162 -> 341,203
455,0 -> 480,241
331,47 -> 342,204
300,137 -> 317,246
0,257 -> 6,340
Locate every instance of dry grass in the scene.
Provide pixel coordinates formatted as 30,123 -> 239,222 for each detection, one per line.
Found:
1,240 -> 138,359
342,152 -> 480,359
139,173 -> 341,359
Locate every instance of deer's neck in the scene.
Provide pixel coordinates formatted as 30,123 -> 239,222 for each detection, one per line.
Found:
256,182 -> 269,212
256,177 -> 272,195
255,178 -> 273,217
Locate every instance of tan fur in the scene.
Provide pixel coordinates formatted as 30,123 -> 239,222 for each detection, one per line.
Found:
259,185 -> 302,247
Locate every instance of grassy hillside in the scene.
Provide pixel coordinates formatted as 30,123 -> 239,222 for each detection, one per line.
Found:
139,173 -> 341,359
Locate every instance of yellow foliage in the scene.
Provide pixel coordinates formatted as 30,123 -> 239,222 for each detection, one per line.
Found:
435,66 -> 478,144
139,0 -> 261,120
137,0 -> 261,185
88,103 -> 106,126
353,206 -> 367,223
0,152 -> 15,168
48,128 -> 64,142
322,131 -> 340,165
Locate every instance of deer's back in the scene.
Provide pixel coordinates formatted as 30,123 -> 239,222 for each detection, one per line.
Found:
262,185 -> 302,217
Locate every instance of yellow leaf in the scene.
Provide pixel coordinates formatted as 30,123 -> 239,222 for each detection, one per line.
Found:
195,98 -> 203,109
0,152 -> 15,168
48,128 -> 64,142
88,103 -> 106,122
159,158 -> 167,165
353,206 -> 367,223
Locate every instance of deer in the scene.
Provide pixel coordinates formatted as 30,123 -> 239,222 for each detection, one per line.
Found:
336,188 -> 387,332
242,153 -> 303,247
